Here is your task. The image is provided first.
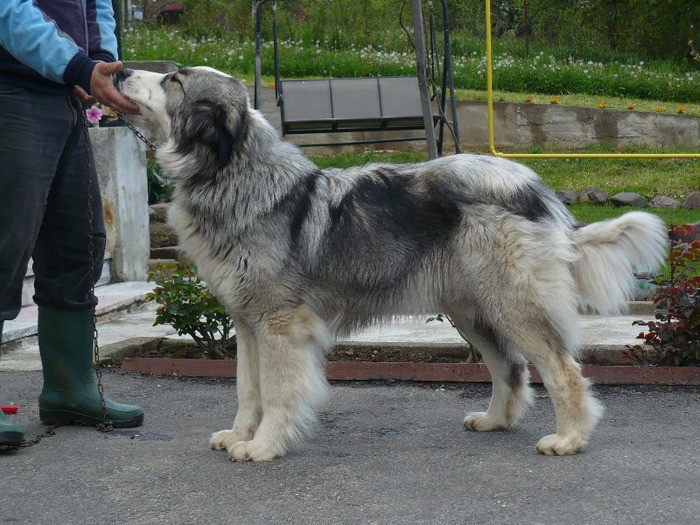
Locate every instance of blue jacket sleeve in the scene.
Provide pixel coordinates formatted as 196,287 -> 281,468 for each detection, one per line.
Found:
0,0 -> 117,92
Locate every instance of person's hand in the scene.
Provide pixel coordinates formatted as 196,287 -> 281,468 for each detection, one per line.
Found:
89,61 -> 141,115
73,86 -> 96,106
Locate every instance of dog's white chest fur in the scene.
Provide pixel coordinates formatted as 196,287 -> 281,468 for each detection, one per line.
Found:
166,201 -> 249,309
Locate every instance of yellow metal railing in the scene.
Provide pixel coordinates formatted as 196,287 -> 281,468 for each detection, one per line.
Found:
484,0 -> 700,159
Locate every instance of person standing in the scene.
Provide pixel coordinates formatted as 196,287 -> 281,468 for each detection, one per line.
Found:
0,0 -> 144,447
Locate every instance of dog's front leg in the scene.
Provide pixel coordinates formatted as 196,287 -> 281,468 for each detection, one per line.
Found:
211,320 -> 262,451
226,305 -> 331,462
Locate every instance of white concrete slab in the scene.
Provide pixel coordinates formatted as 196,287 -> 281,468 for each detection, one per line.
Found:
339,314 -> 645,347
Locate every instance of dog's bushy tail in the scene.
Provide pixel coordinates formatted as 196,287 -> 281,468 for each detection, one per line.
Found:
572,211 -> 667,315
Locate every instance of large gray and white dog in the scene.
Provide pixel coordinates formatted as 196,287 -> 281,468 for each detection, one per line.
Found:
118,67 -> 667,461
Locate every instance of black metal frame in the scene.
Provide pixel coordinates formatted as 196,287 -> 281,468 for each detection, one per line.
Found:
254,0 -> 459,153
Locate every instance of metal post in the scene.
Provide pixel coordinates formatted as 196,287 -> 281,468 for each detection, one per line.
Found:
411,0 -> 438,159
524,0 -> 529,58
440,0 -> 460,152
254,2 -> 263,110
272,2 -> 280,99
428,1 -> 445,155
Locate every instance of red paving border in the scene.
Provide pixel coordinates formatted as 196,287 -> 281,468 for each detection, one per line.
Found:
121,358 -> 700,386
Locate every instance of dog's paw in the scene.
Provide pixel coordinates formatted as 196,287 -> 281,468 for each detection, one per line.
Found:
227,440 -> 284,462
463,412 -> 508,432
210,429 -> 251,451
535,433 -> 586,456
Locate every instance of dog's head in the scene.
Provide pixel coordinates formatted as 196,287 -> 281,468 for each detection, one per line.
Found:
116,66 -> 249,167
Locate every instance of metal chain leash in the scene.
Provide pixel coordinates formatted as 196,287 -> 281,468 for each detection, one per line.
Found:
115,111 -> 157,153
83,108 -> 158,431
82,104 -> 113,433
19,423 -> 62,448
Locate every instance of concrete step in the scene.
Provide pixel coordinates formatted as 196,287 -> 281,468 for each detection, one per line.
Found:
150,246 -> 182,260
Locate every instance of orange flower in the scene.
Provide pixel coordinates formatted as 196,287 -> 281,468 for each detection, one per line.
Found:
627,104 -> 635,110
678,107 -> 685,114
268,82 -> 276,88
550,98 -> 559,104
654,107 -> 662,112
476,93 -> 483,99
598,103 -> 606,108
525,97 -> 533,103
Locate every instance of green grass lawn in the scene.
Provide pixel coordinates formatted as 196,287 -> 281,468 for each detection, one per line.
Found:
515,145 -> 699,200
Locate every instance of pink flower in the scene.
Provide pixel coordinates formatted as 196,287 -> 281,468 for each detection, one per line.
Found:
86,106 -> 103,124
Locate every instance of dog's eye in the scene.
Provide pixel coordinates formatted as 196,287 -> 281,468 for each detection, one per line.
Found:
162,74 -> 183,91
162,74 -> 180,84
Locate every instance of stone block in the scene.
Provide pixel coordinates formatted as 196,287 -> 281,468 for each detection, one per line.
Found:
611,192 -> 648,207
124,60 -> 177,74
91,127 -> 149,282
580,186 -> 609,204
649,195 -> 681,208
656,114 -> 700,147
149,203 -> 170,222
556,190 -> 579,205
682,191 -> 700,210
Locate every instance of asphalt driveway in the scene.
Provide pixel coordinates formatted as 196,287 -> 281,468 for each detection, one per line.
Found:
1,370 -> 698,524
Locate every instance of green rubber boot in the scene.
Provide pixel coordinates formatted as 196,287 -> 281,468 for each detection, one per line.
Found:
0,412 -> 23,446
38,306 -> 144,428
0,320 -> 25,446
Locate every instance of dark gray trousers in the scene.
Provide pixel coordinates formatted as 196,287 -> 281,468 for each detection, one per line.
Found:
0,83 -> 105,320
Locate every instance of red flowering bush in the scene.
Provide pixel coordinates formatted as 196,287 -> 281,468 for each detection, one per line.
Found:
624,224 -> 699,366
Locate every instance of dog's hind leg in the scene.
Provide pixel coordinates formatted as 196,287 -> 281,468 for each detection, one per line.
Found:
530,350 -> 603,456
210,320 -> 262,451
450,316 -> 534,431
226,305 -> 331,462
507,322 -> 603,456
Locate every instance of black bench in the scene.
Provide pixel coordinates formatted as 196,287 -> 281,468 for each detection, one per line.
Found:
278,76 -> 441,147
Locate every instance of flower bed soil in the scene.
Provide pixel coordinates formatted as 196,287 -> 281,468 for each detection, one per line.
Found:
109,338 -> 474,364
113,338 -> 700,386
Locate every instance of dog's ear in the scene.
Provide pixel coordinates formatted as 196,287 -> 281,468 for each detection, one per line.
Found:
213,106 -> 235,165
184,102 -> 239,166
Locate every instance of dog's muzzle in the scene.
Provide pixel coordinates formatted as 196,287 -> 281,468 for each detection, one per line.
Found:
113,68 -> 134,89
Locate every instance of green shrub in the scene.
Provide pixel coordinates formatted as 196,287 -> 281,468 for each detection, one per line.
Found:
146,262 -> 235,359
147,160 -> 173,205
624,224 -> 699,367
